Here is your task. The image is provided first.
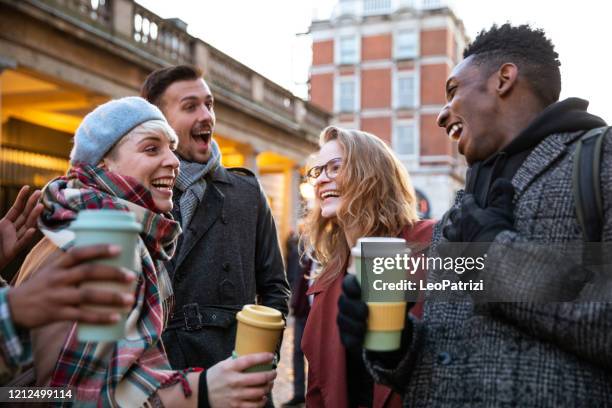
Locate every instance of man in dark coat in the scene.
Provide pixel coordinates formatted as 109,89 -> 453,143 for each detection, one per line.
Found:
141,65 -> 290,373
337,24 -> 612,406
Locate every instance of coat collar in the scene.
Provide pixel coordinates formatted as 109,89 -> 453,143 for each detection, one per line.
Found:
172,181 -> 226,272
512,130 -> 584,199
307,255 -> 348,297
210,165 -> 233,185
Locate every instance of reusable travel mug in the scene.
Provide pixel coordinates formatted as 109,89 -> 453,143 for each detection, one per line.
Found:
350,237 -> 410,351
70,209 -> 141,342
233,304 -> 285,372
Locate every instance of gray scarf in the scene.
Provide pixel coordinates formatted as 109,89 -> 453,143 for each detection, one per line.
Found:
175,139 -> 222,227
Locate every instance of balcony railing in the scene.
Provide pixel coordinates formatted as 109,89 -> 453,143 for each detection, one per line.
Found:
332,0 -> 451,19
132,3 -> 193,63
263,83 -> 295,119
23,0 -> 330,138
49,0 -> 111,28
208,48 -> 253,99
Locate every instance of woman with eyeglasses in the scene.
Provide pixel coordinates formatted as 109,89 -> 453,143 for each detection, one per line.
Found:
300,126 -> 435,408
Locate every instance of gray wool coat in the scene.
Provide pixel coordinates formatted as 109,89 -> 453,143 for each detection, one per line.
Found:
162,165 -> 290,370
366,129 -> 612,407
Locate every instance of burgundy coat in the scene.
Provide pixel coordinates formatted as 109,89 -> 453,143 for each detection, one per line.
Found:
302,220 -> 436,408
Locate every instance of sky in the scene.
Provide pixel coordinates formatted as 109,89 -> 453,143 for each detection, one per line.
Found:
136,0 -> 610,123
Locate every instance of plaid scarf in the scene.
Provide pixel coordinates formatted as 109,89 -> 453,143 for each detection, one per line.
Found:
38,164 -> 188,407
175,139 -> 221,227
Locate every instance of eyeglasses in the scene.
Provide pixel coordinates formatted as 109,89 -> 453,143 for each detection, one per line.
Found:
306,157 -> 342,185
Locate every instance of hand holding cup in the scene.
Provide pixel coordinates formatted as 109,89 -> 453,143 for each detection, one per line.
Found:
8,244 -> 135,329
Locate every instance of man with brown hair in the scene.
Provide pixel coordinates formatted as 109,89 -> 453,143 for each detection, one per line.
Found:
141,66 -> 289,375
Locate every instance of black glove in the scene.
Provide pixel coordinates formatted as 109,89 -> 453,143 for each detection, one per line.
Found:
337,274 -> 368,355
338,275 -> 414,371
443,178 -> 515,244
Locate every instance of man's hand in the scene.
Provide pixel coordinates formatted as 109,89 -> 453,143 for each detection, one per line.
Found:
337,274 -> 368,354
443,178 -> 515,244
0,186 -> 43,270
206,353 -> 276,408
7,244 -> 136,329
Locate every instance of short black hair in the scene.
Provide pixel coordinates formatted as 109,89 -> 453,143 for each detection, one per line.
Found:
463,23 -> 561,107
141,65 -> 203,108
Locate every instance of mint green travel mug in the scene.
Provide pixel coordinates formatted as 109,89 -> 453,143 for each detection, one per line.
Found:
70,209 -> 141,342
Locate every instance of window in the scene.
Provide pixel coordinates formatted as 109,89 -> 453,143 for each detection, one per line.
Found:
395,123 -> 418,157
338,78 -> 356,112
338,35 -> 358,64
395,30 -> 417,59
422,0 -> 444,9
363,0 -> 392,15
397,74 -> 416,108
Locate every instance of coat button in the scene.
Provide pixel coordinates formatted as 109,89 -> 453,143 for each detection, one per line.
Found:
437,351 -> 452,365
223,262 -> 230,271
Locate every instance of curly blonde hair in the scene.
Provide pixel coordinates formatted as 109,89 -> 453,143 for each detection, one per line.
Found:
304,126 -> 419,285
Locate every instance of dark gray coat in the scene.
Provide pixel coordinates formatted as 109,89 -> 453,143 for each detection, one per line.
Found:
163,165 -> 289,370
366,129 -> 612,407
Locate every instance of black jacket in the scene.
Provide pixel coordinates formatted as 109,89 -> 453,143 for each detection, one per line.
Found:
162,165 -> 290,370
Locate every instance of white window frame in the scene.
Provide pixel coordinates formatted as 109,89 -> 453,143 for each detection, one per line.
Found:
394,121 -> 419,159
336,76 -> 358,113
394,71 -> 418,109
394,29 -> 418,60
363,0 -> 392,16
336,34 -> 359,65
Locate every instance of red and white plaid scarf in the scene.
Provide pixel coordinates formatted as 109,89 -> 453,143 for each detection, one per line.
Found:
39,164 -> 190,407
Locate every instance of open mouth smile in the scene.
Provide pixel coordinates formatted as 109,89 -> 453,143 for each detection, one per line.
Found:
192,130 -> 212,145
151,177 -> 175,192
320,190 -> 340,201
447,122 -> 463,141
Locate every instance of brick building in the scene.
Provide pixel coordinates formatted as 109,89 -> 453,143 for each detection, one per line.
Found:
309,0 -> 468,219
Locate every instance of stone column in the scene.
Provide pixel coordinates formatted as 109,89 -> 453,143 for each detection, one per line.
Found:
241,144 -> 259,177
252,75 -> 264,103
288,166 -> 303,233
194,41 -> 210,76
112,0 -> 133,40
0,56 -> 17,190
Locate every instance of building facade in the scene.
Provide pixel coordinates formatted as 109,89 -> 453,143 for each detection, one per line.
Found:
309,0 -> 467,219
0,0 -> 330,253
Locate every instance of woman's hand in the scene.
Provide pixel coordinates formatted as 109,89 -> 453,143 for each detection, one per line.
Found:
206,353 -> 276,408
0,186 -> 43,270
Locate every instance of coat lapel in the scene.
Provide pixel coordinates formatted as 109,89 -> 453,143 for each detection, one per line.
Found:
512,131 -> 584,198
174,182 -> 225,272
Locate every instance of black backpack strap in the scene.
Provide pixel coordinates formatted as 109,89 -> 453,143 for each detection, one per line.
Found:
572,126 -> 610,242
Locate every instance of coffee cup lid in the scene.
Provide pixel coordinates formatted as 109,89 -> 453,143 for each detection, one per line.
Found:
351,237 -> 406,257
236,305 -> 284,330
70,209 -> 142,233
